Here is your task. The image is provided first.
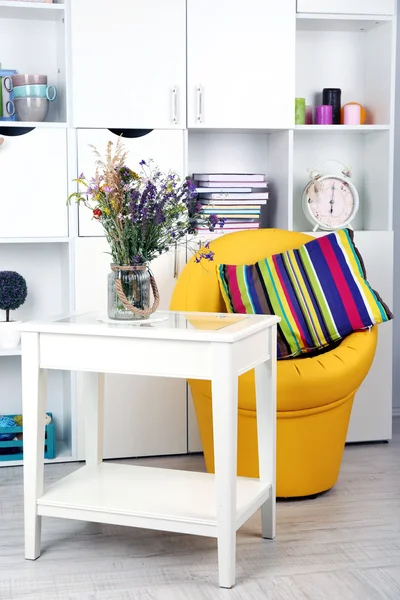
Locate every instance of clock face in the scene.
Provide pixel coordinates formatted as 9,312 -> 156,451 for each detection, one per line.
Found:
306,176 -> 355,229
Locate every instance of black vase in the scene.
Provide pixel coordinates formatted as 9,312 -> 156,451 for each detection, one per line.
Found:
322,88 -> 342,125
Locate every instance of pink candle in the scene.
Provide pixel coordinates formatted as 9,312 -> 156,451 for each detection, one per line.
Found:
344,104 -> 361,125
315,105 -> 333,125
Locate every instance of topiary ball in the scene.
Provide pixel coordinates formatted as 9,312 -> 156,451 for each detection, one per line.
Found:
0,416 -> 17,441
0,271 -> 28,313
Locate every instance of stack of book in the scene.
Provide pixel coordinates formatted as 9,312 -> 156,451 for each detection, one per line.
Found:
193,173 -> 268,232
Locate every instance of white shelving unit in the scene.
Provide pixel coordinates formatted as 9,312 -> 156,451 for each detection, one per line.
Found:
0,0 -> 396,466
293,8 -> 395,442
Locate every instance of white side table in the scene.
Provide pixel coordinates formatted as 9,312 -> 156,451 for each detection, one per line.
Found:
22,310 -> 279,588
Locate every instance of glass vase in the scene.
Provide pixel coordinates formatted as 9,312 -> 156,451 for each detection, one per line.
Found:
108,264 -> 151,320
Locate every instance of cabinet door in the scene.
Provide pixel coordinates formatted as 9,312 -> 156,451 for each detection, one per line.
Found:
0,128 -> 68,238
297,0 -> 395,15
187,0 -> 295,129
76,129 -> 185,237
74,237 -> 188,460
70,0 -> 186,128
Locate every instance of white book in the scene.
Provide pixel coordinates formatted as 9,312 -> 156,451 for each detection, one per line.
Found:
197,223 -> 260,230
195,187 -> 252,194
193,173 -> 265,182
197,181 -> 268,188
199,192 -> 269,200
200,198 -> 267,205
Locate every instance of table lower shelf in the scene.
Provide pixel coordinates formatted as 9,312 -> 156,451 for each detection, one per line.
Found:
37,463 -> 271,537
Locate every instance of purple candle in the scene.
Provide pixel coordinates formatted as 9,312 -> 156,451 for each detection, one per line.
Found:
315,105 -> 333,125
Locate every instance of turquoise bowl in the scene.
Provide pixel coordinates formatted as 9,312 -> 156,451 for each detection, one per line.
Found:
13,84 -> 57,101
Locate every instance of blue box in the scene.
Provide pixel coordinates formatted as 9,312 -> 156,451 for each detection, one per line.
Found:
0,412 -> 56,461
0,69 -> 17,122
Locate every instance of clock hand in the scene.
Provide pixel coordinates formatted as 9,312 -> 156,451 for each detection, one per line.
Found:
330,182 -> 335,214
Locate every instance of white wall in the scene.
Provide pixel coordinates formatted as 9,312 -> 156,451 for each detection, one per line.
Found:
393,3 -> 400,413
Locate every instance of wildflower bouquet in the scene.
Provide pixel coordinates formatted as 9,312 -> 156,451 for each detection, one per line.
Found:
68,139 -> 223,265
68,139 -> 223,319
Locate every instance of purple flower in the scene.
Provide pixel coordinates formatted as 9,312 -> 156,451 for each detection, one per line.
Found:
139,160 -> 146,166
103,186 -> 113,193
194,249 -> 215,263
78,172 -> 85,180
209,214 -> 218,228
202,250 -> 215,261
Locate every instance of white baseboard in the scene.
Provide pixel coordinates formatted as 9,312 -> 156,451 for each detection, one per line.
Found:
393,408 -> 400,417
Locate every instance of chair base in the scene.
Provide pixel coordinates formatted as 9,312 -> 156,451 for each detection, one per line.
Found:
190,386 -> 355,498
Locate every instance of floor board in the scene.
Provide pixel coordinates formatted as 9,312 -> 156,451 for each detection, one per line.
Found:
1,420 -> 399,599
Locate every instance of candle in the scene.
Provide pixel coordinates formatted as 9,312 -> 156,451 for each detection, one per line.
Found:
315,105 -> 333,125
322,88 -> 342,125
343,103 -> 361,125
295,98 -> 306,125
305,105 -> 313,125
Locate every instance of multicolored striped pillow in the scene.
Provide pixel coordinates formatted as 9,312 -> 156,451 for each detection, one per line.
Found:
217,229 -> 393,359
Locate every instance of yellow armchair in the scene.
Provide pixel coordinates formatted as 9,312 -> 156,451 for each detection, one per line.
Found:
171,229 -> 377,497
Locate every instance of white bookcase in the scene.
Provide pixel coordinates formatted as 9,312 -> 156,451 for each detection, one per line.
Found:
0,0 -> 396,466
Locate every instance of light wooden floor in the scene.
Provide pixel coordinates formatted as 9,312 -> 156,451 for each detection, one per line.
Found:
1,420 -> 399,600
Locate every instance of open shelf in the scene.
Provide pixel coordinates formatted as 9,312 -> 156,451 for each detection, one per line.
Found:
37,463 -> 271,535
0,346 -> 21,357
0,243 -> 72,466
295,125 -> 390,133
0,237 -> 69,244
296,19 -> 394,127
0,1 -> 64,21
1,440 -> 72,467
296,14 -> 393,32
292,130 -> 391,232
187,130 -> 291,231
0,7 -> 68,123
187,128 -> 289,134
0,121 -> 68,129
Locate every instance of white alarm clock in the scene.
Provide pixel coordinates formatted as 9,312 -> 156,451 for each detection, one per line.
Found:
302,160 -> 359,232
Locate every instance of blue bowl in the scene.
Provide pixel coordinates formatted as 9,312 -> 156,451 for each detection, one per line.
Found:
13,84 -> 57,101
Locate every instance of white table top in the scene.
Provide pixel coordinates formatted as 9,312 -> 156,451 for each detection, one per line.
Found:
21,310 -> 280,344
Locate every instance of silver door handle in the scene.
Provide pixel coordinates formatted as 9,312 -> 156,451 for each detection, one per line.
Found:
197,85 -> 203,123
172,86 -> 178,124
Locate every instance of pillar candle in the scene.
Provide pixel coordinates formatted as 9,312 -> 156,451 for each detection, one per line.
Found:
295,98 -> 306,125
343,103 -> 361,125
322,88 -> 341,125
315,105 -> 333,125
305,105 -> 313,125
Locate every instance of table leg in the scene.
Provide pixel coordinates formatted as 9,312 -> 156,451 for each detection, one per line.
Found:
82,372 -> 105,466
22,332 -> 47,560
255,324 -> 277,539
211,344 -> 238,589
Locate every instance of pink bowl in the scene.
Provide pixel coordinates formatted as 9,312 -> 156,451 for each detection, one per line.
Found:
4,74 -> 47,92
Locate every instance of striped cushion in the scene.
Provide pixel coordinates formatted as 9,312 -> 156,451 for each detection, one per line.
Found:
217,229 -> 393,359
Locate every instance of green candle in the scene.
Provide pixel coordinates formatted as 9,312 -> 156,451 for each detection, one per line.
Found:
295,98 -> 306,125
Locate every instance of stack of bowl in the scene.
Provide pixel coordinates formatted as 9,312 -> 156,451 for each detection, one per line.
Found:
4,74 -> 57,122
